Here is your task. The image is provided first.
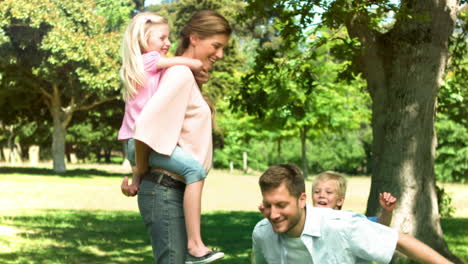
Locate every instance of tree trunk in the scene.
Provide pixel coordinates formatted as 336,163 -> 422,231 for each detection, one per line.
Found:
300,127 -> 308,179
346,1 -> 460,262
96,149 -> 102,163
104,149 -> 111,163
48,84 -> 73,173
6,126 -> 15,164
51,108 -> 67,173
276,138 -> 282,164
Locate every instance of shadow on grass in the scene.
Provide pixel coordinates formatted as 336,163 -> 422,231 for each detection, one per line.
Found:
0,166 -> 128,178
1,210 -> 464,264
0,210 -> 263,264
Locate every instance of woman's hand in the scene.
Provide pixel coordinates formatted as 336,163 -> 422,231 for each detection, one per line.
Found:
193,68 -> 210,87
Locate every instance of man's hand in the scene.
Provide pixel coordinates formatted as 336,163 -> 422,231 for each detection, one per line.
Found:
379,192 -> 397,212
121,176 -> 139,197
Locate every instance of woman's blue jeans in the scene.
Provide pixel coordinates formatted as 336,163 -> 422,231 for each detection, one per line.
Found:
138,179 -> 187,264
125,139 -> 191,263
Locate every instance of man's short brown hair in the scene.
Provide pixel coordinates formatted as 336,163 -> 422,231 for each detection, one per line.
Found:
259,164 -> 305,198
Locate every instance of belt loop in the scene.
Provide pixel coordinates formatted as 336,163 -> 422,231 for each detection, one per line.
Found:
156,172 -> 163,184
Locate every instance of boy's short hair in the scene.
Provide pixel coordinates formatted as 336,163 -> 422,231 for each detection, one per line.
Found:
259,164 -> 305,198
312,171 -> 348,199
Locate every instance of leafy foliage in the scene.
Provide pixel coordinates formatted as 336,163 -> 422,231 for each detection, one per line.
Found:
232,26 -> 370,176
0,0 -> 133,169
436,185 -> 457,218
435,114 -> 468,183
435,8 -> 467,183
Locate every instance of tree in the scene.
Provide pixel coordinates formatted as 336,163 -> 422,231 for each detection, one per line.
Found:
245,0 -> 460,262
233,28 -> 370,178
244,0 -> 462,262
0,0 -> 133,172
66,99 -> 124,163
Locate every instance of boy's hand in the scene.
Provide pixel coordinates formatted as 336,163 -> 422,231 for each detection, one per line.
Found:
379,192 -> 397,212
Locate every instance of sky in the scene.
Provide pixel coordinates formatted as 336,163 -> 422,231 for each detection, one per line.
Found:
145,0 -> 161,6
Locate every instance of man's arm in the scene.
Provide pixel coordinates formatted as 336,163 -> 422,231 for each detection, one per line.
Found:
397,233 -> 453,264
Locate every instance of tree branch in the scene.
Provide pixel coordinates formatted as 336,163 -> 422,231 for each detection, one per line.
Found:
75,95 -> 119,112
342,7 -> 386,98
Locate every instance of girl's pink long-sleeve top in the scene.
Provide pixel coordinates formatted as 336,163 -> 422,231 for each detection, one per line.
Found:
118,51 -> 163,140
133,65 -> 213,172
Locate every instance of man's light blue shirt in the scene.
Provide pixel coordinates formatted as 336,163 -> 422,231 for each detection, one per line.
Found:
252,205 -> 398,264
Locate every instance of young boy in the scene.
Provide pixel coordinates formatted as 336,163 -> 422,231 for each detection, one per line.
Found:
312,171 -> 397,226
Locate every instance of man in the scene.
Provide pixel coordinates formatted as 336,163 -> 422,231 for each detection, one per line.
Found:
252,164 -> 452,264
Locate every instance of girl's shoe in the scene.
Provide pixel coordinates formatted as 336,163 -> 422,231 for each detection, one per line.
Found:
185,250 -> 224,264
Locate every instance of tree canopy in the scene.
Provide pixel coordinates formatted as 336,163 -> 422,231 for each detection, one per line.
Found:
242,0 -> 462,262
0,0 -> 133,172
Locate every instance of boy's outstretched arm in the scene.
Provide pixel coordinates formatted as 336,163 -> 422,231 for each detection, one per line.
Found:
378,192 -> 397,226
396,233 -> 453,264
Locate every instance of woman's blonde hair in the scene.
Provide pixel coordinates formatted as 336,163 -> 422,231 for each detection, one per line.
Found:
120,12 -> 167,102
176,10 -> 231,128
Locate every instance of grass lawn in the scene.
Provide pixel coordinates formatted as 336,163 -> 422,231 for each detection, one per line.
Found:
0,210 -> 262,264
0,163 -> 467,263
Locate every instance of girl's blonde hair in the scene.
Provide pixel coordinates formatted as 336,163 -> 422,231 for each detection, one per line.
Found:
120,12 -> 167,102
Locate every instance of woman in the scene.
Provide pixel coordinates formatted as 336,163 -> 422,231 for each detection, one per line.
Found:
121,10 -> 231,264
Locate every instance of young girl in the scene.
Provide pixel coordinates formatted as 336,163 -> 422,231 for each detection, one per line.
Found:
118,12 -> 224,263
312,171 -> 397,226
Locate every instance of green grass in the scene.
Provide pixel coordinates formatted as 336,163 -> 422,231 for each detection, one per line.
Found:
0,210 -> 262,264
0,164 -> 466,263
0,210 -> 466,263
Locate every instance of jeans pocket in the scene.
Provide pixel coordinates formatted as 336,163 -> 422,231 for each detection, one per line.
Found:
137,187 -> 157,225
